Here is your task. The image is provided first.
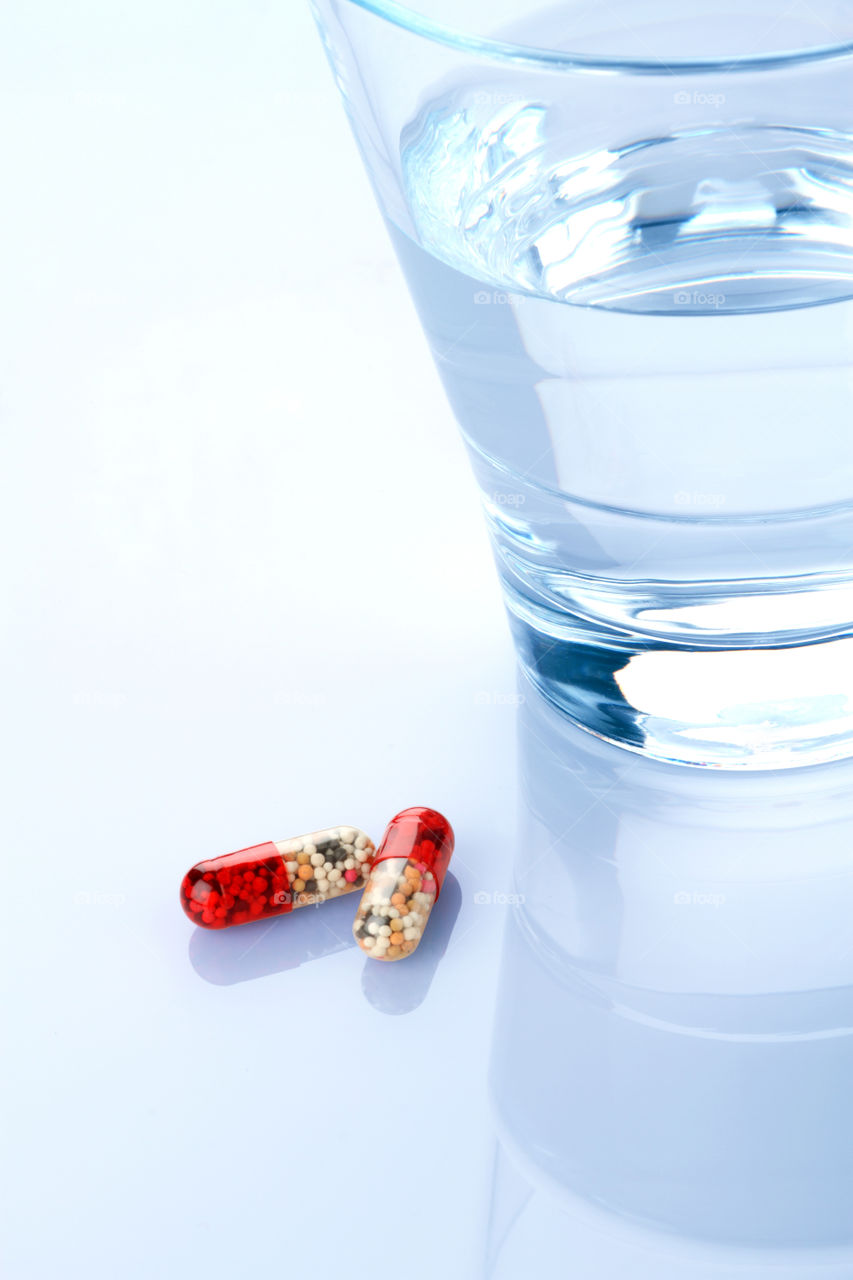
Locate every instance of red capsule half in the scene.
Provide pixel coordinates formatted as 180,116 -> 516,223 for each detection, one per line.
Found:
353,807 -> 454,961
181,827 -> 376,929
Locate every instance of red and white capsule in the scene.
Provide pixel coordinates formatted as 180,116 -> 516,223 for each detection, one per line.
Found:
181,826 -> 375,929
353,807 -> 454,961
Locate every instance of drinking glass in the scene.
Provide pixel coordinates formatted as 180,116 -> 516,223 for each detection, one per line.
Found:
309,0 -> 853,768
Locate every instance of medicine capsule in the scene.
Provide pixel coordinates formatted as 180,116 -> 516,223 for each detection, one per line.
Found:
353,806 -> 454,961
180,826 -> 376,929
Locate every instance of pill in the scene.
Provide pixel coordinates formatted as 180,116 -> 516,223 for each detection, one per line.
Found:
353,807 -> 454,961
181,826 -> 376,929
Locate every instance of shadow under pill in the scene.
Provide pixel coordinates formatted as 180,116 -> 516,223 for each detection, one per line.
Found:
188,891 -> 359,985
361,873 -> 462,1015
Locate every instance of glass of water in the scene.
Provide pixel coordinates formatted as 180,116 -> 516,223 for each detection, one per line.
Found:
310,0 -> 853,768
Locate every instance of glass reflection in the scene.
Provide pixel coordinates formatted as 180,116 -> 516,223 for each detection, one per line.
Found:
487,676 -> 853,1276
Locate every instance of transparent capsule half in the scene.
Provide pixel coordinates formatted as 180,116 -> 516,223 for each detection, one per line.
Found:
181,826 -> 376,928
353,807 -> 454,961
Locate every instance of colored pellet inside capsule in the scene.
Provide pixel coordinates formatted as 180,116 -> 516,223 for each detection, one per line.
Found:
181,827 -> 375,929
353,807 -> 454,961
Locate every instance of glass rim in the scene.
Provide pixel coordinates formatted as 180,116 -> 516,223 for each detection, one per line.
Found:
343,0 -> 853,74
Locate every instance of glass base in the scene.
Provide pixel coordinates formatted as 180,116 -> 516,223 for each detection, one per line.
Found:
508,602 -> 853,770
